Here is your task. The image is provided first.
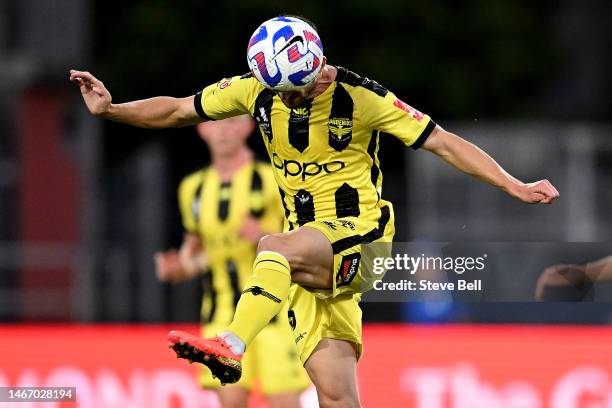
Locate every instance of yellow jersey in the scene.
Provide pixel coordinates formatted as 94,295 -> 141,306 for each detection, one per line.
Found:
178,161 -> 284,325
194,67 -> 435,230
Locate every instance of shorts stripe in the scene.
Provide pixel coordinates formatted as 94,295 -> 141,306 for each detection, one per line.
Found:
330,206 -> 391,254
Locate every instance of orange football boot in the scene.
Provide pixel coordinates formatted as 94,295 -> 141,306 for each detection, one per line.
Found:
168,330 -> 242,385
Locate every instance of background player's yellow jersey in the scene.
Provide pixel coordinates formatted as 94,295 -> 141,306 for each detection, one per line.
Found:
178,161 -> 283,326
194,67 -> 436,230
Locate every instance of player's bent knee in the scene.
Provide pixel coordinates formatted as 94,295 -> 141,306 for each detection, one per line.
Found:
257,234 -> 287,254
257,234 -> 306,272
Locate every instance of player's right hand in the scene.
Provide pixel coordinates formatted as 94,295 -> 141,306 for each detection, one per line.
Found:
69,70 -> 112,116
154,250 -> 184,282
511,179 -> 559,204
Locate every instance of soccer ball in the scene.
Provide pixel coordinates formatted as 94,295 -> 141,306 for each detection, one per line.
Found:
246,16 -> 324,91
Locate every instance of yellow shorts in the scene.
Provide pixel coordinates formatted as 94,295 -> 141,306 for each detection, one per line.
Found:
288,285 -> 364,364
289,202 -> 395,363
199,311 -> 309,394
303,202 -> 395,299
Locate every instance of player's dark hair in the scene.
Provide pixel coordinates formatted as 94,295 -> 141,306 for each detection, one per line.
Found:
277,14 -> 318,31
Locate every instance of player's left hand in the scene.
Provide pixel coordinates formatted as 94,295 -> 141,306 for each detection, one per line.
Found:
239,216 -> 265,244
511,179 -> 559,204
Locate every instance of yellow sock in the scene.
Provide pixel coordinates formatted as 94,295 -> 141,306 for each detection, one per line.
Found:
227,251 -> 291,346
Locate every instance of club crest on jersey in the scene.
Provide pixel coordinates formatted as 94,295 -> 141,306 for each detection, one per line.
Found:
290,106 -> 311,120
393,98 -> 424,121
336,253 -> 361,288
328,117 -> 353,151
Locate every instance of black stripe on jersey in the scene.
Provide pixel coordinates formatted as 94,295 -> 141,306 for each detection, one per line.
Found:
278,188 -> 295,231
335,183 -> 360,218
331,205 -> 391,254
335,66 -> 388,97
411,119 -> 437,150
202,271 -> 216,323
249,165 -> 265,218
240,72 -> 254,79
254,89 -> 275,142
278,187 -> 291,220
294,189 -> 315,226
227,260 -> 241,307
251,165 -> 263,191
328,84 -> 354,152
218,181 -> 231,222
192,180 -> 204,225
193,91 -> 213,120
288,101 -> 312,153
367,131 -> 381,199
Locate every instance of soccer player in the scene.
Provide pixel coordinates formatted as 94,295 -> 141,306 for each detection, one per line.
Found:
154,117 -> 309,407
70,16 -> 559,407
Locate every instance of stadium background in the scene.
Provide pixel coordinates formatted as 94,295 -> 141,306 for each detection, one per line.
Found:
0,0 -> 611,406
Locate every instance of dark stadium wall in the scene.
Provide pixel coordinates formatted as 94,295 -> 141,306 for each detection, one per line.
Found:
17,87 -> 80,320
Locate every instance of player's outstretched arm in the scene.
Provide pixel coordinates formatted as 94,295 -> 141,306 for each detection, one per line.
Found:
421,125 -> 560,204
69,70 -> 202,128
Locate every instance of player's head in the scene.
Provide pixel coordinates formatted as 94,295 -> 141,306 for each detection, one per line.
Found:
246,15 -> 325,100
196,115 -> 254,159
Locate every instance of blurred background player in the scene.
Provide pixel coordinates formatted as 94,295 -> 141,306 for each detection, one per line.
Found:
154,116 -> 308,408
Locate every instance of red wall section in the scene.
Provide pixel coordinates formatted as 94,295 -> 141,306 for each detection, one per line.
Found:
1,324 -> 612,407
19,88 -> 80,243
17,88 -> 81,319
